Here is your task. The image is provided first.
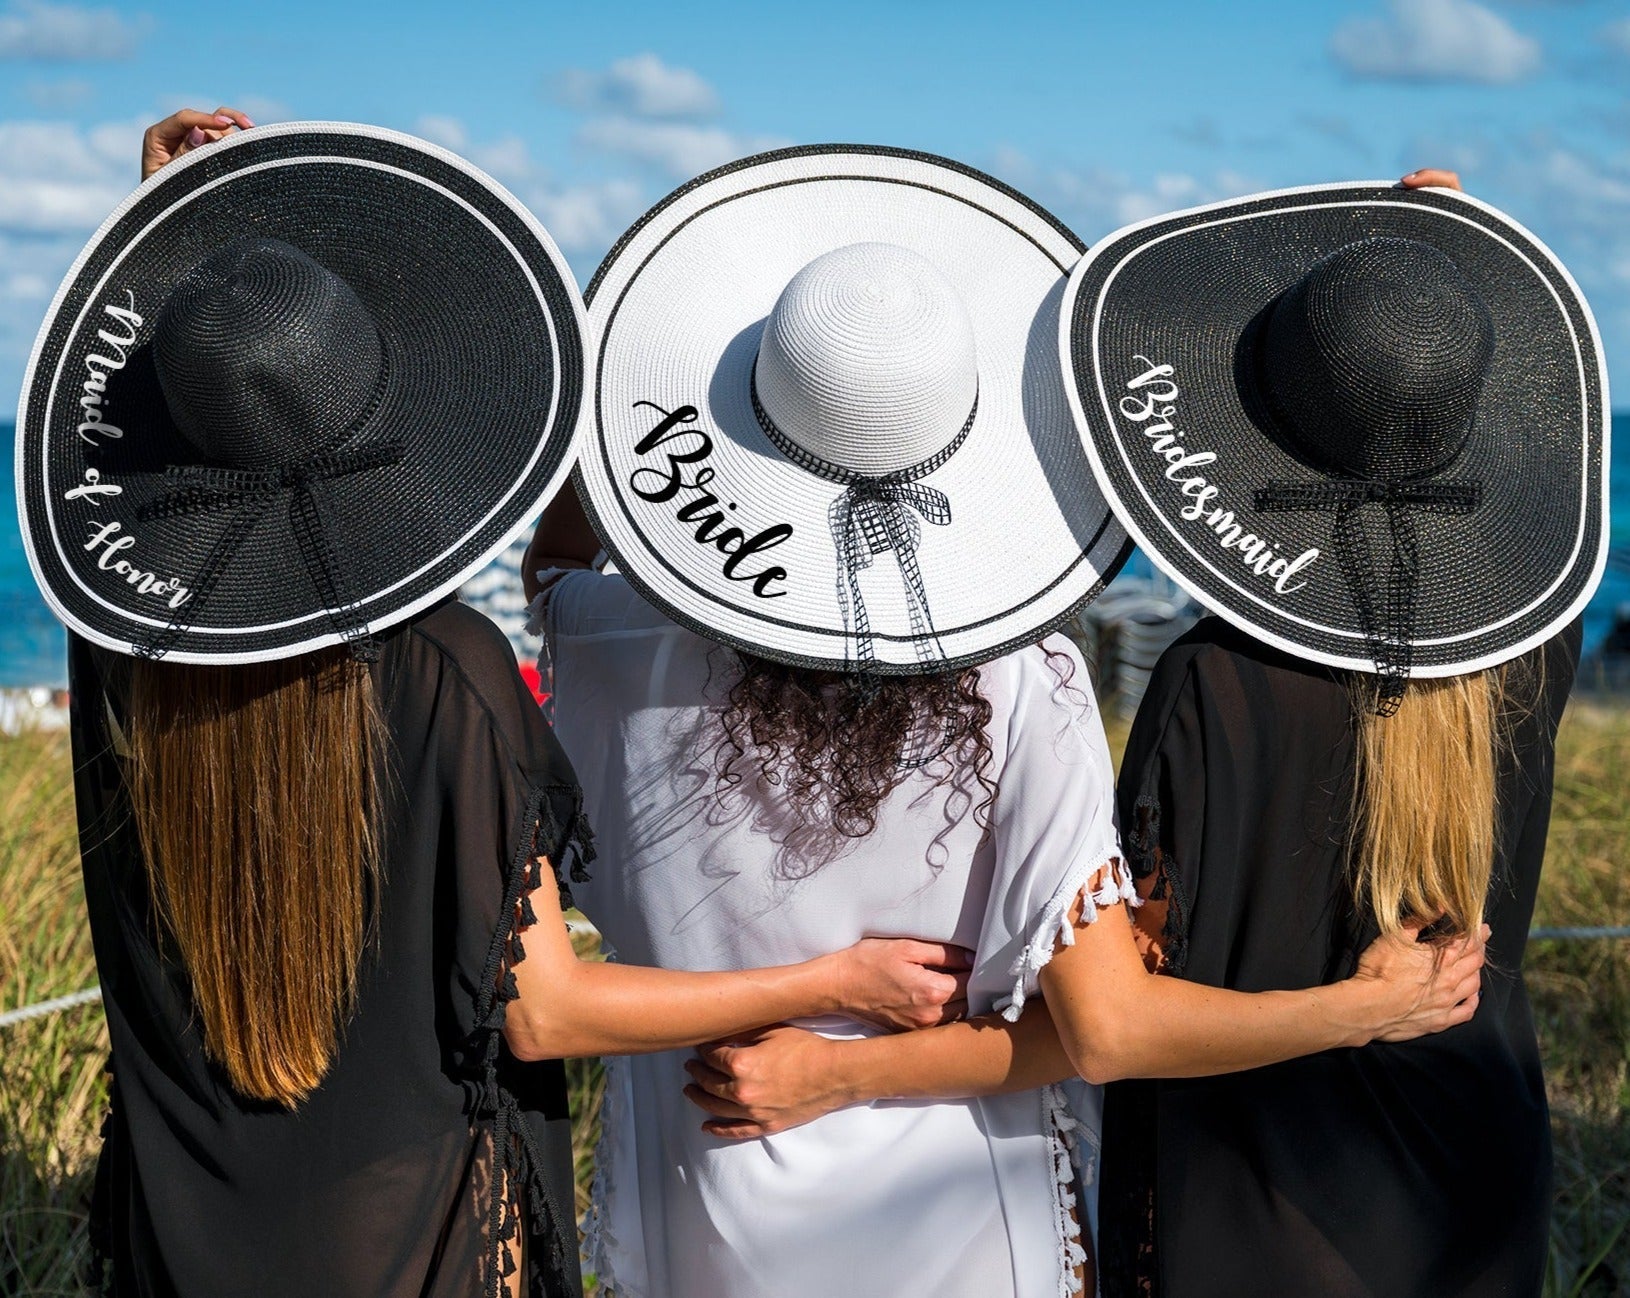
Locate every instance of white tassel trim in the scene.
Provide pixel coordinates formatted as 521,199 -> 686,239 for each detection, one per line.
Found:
523,590 -> 549,638
999,851 -> 1138,1022
1044,1083 -> 1090,1296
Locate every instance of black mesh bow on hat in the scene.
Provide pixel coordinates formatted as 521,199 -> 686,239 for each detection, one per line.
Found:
1250,237 -> 1493,715
134,238 -> 407,662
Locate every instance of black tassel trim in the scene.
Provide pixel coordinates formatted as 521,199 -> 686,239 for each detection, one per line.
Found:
471,781 -> 599,1297
1125,794 -> 1163,883
1128,793 -> 1191,979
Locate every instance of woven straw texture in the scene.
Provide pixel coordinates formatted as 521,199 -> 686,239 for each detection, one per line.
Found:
1061,182 -> 1608,678
16,122 -> 589,663
577,144 -> 1131,674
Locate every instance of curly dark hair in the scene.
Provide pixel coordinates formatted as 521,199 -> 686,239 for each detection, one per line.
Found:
714,652 -> 997,866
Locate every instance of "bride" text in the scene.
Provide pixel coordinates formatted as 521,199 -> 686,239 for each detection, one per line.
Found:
628,401 -> 792,599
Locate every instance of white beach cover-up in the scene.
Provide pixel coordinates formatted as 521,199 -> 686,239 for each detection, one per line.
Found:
538,571 -> 1129,1298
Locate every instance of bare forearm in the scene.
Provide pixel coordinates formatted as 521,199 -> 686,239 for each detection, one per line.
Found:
510,955 -> 843,1060
823,1003 -> 1076,1106
1042,954 -> 1382,1085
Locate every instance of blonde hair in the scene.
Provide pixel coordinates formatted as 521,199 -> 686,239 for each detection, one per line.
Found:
1347,664 -> 1525,938
126,649 -> 384,1107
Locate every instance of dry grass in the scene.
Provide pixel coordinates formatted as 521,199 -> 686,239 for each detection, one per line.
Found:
1530,701 -> 1630,1297
1,700 -> 1626,1295
0,729 -> 101,1295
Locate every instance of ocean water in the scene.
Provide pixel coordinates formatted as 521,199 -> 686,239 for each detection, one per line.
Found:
4,416 -> 1629,689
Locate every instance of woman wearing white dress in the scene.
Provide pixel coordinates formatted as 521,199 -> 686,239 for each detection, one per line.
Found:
527,147 -> 1484,1298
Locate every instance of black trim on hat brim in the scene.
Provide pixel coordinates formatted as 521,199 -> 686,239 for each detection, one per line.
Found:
16,122 -> 589,664
576,143 -> 1133,675
1062,181 -> 1609,678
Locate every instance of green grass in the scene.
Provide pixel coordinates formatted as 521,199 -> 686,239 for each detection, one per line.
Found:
2,703 -> 1627,1295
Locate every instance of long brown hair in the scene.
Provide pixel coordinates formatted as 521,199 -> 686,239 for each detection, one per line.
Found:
125,649 -> 385,1107
1347,659 -> 1532,939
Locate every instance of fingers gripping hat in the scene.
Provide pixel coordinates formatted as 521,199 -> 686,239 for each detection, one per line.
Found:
574,145 -> 1132,674
15,122 -> 590,663
1060,182 -> 1609,707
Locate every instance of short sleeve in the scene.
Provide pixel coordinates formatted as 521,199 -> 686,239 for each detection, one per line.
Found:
977,635 -> 1134,1022
1115,645 -> 1208,977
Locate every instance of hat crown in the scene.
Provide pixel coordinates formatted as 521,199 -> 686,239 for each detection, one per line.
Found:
1259,236 -> 1495,481
153,238 -> 385,470
753,242 -> 978,477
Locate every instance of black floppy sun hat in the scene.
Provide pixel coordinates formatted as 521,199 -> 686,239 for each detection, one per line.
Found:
1061,181 -> 1609,693
15,122 -> 589,663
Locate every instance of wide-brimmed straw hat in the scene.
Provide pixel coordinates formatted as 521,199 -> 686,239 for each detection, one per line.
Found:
15,121 -> 589,664
1060,182 -> 1608,705
573,144 -> 1131,674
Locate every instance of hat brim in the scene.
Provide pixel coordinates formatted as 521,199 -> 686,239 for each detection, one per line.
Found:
1061,181 -> 1609,678
15,121 -> 589,663
575,144 -> 1131,674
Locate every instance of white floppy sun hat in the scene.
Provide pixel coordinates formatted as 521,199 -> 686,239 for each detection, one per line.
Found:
574,144 -> 1131,673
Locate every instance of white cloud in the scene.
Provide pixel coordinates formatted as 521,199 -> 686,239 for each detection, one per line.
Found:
554,53 -> 720,120
1600,17 -> 1630,59
0,0 -> 148,60
576,115 -> 788,179
234,94 -> 290,125
414,113 -> 535,184
415,114 -> 467,151
525,177 -> 647,255
0,116 -> 138,232
1330,0 -> 1541,84
991,149 -> 1257,240
411,114 -> 647,256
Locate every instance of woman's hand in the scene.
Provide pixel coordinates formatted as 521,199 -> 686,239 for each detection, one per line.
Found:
1350,919 -> 1488,1044
829,937 -> 972,1031
141,106 -> 255,180
683,1025 -> 851,1139
1400,168 -> 1463,192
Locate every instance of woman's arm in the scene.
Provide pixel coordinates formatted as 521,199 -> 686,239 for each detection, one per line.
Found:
502,857 -> 972,1061
1036,892 -> 1484,1085
682,876 -> 1485,1137
522,484 -> 600,599
683,1001 -> 1074,1138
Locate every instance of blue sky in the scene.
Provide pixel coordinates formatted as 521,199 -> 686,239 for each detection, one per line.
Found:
0,0 -> 1627,405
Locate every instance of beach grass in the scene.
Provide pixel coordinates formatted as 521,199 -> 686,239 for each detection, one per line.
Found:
2,703 -> 1627,1295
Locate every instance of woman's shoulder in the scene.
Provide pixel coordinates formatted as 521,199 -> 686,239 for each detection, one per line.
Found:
542,567 -> 682,637
392,599 -> 560,768
980,633 -> 1103,724
405,598 -> 523,690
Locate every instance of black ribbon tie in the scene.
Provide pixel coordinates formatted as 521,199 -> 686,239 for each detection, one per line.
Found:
134,438 -> 408,662
1254,475 -> 1482,715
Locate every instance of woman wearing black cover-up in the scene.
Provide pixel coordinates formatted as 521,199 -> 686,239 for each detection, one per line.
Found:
1058,180 -> 1609,1296
1099,616 -> 1577,1296
21,121 -> 971,1298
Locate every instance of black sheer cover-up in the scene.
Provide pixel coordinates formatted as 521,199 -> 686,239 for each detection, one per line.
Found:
68,600 -> 587,1298
1099,616 -> 1579,1298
